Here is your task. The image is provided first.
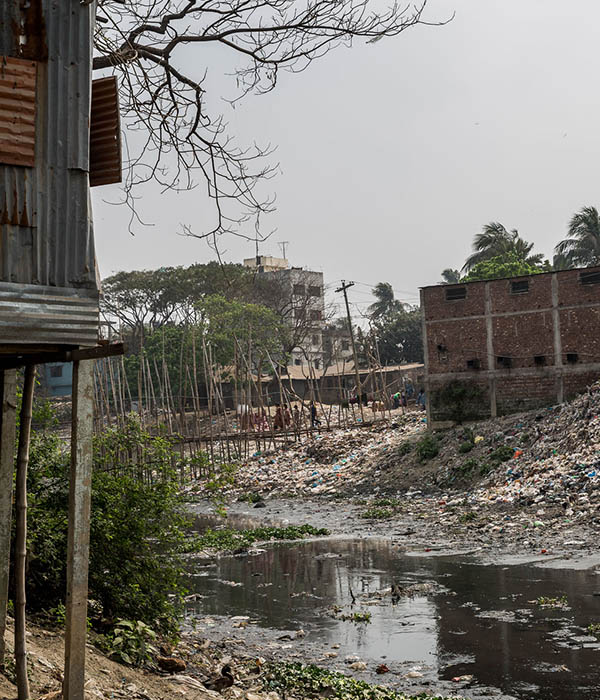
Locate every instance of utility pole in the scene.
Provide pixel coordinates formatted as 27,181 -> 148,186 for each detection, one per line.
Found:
278,241 -> 290,260
335,281 -> 364,422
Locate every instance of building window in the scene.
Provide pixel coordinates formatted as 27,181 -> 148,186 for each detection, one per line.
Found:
294,308 -> 306,320
314,359 -> 320,370
312,334 -> 320,346
510,280 -> 529,294
534,355 -> 546,366
445,286 -> 467,301
293,283 -> 306,295
566,352 -> 579,364
294,358 -> 302,366
466,359 -> 480,370
308,285 -> 322,297
310,310 -> 322,321
580,270 -> 600,285
341,340 -> 350,352
497,356 -> 512,369
49,365 -> 63,378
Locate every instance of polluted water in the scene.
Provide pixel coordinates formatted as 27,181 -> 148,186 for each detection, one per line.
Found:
185,529 -> 600,700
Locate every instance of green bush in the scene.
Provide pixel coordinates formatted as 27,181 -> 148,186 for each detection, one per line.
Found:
416,433 -> 440,462
489,445 -> 514,465
26,418 -> 194,637
395,442 -> 412,457
96,619 -> 158,667
458,441 -> 474,454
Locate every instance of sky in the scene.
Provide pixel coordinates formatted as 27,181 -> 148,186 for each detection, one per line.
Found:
93,0 -> 600,319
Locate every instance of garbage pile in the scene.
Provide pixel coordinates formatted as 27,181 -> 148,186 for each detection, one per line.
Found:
223,416 -> 426,497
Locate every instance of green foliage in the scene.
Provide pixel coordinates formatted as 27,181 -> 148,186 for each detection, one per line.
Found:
26,420 -> 194,637
264,662 -> 466,700
371,497 -> 401,508
488,445 -> 514,465
554,206 -> 600,269
433,380 -> 486,424
370,305 -> 423,365
535,595 -> 568,608
459,511 -> 476,523
96,619 -> 158,667
462,252 -> 546,282
588,623 -> 600,639
462,222 -> 546,273
237,492 -> 263,504
360,507 -> 393,520
458,441 -> 474,454
197,524 -> 329,551
456,457 -> 478,477
416,433 -> 440,462
395,442 -> 412,457
332,609 -> 372,623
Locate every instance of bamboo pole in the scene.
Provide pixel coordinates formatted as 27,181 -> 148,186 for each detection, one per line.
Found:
0,370 -> 17,669
15,365 -> 35,700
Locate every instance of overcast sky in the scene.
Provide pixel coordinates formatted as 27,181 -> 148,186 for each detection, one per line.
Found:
93,0 -> 600,319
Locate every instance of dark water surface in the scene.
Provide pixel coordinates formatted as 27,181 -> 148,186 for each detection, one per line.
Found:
186,522 -> 600,700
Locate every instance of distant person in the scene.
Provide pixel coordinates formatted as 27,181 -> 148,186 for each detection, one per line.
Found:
274,404 -> 284,430
401,391 -> 407,408
392,392 -> 401,409
283,405 -> 292,429
417,389 -> 426,411
310,401 -> 321,428
292,405 -> 301,429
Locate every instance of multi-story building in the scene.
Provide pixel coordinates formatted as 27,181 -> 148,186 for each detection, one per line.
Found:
421,266 -> 600,428
243,255 -> 326,369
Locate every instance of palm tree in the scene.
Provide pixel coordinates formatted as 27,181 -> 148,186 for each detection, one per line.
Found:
368,282 -> 403,319
440,268 -> 461,285
554,206 -> 600,269
462,222 -> 544,273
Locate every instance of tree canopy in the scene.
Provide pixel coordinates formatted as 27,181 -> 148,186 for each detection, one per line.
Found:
554,206 -> 600,269
461,252 -> 547,282
462,222 -> 545,273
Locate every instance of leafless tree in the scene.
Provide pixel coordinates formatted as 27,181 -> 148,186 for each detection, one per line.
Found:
93,0 -> 443,240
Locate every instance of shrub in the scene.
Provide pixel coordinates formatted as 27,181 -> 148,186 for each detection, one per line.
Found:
26,418 -> 194,637
395,442 -> 412,457
360,507 -> 393,520
416,433 -> 439,462
489,445 -> 514,465
96,619 -> 158,667
458,441 -> 474,454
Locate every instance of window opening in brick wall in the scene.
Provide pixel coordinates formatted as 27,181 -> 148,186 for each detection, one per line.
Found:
466,359 -> 481,370
534,355 -> 546,367
294,358 -> 302,366
50,365 -> 63,378
308,285 -> 322,297
580,270 -> 600,285
566,352 -> 579,364
310,310 -> 322,321
312,334 -> 319,346
497,356 -> 512,369
445,286 -> 467,301
293,283 -> 306,295
510,280 -> 529,294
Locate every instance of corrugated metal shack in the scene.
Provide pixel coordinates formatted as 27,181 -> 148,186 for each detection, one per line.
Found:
0,0 -> 100,346
0,3 -> 123,699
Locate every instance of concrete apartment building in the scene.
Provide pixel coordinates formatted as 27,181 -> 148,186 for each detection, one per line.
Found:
421,266 -> 600,428
243,255 -> 326,369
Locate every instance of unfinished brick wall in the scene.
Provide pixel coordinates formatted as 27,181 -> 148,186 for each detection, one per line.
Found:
422,267 -> 600,428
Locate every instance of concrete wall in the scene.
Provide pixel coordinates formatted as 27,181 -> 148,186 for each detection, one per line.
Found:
421,267 -> 600,427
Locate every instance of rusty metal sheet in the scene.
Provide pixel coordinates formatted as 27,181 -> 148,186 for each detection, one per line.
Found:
0,282 -> 99,346
90,77 -> 122,187
0,56 -> 36,167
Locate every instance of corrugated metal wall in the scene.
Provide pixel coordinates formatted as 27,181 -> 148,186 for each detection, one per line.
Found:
0,0 -> 97,290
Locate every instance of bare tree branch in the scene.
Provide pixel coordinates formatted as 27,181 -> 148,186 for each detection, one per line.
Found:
94,0 -> 447,238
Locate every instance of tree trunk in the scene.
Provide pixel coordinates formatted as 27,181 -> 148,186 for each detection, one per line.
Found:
0,370 -> 17,669
15,364 -> 35,700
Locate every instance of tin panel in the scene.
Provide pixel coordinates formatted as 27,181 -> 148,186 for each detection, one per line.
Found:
0,57 -> 36,167
0,282 -> 99,346
90,76 -> 122,187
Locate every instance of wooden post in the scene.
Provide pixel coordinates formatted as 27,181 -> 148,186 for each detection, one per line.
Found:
64,360 -> 94,700
0,369 -> 17,669
15,365 -> 35,700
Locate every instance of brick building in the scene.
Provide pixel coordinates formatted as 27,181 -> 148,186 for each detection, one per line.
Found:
421,266 -> 600,428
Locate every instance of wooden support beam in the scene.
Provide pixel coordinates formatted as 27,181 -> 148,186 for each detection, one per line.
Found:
0,370 -> 17,669
0,343 -> 126,371
15,365 -> 35,700
64,360 -> 94,700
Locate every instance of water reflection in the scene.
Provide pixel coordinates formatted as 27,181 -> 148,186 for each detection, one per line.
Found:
186,537 -> 600,699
